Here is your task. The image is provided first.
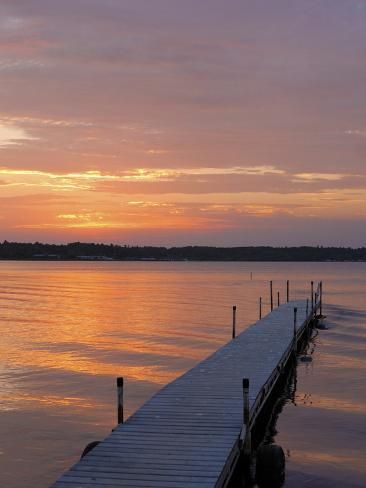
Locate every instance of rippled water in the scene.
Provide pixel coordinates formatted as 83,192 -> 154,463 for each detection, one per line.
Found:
0,261 -> 365,487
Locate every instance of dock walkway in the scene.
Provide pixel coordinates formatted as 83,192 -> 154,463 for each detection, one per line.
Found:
52,299 -> 315,488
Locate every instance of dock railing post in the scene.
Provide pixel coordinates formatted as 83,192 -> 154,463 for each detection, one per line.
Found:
117,377 -> 124,424
320,281 -> 323,316
242,378 -> 251,454
311,281 -> 314,313
270,281 -> 273,311
259,297 -> 262,320
232,306 -> 236,339
287,280 -> 289,302
293,307 -> 298,353
277,291 -> 280,307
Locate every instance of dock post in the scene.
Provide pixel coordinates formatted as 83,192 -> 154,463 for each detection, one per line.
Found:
320,281 -> 323,316
242,378 -> 251,454
117,377 -> 124,424
232,306 -> 237,339
311,281 -> 314,313
270,281 -> 273,311
277,291 -> 280,307
293,307 -> 298,353
287,280 -> 289,302
259,297 -> 262,320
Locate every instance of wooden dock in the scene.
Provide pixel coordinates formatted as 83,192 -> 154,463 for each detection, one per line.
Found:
52,296 -> 319,488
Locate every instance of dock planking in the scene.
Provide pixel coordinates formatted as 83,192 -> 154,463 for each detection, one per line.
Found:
52,298 -> 317,488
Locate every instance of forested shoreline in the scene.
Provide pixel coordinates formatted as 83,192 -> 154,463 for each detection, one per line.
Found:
0,241 -> 365,261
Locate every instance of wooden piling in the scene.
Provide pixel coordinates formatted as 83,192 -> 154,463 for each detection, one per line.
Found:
270,281 -> 273,311
293,307 -> 298,352
232,306 -> 237,339
314,292 -> 318,315
286,280 -> 290,302
259,297 -> 262,320
320,281 -> 323,316
277,291 -> 280,307
117,377 -> 124,424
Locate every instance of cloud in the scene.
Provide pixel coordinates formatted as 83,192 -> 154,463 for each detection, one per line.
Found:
0,165 -> 285,186
292,173 -> 349,182
175,166 -> 285,176
120,166 -> 285,181
0,115 -> 94,128
1,166 -> 366,204
0,123 -> 37,147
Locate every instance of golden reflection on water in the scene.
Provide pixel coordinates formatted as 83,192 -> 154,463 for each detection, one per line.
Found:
1,392 -> 101,411
0,347 -> 176,384
1,262 -> 259,426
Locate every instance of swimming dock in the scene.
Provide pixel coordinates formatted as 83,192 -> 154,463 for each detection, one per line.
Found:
52,290 -> 320,487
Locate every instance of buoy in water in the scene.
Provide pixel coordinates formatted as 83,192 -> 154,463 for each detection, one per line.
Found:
256,443 -> 285,488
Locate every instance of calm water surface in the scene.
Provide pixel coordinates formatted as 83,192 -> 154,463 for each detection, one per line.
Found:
0,261 -> 365,487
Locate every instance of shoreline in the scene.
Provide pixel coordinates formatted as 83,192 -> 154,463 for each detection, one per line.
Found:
1,257 -> 365,262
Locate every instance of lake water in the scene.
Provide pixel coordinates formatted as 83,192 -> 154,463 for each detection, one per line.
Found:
0,261 -> 365,487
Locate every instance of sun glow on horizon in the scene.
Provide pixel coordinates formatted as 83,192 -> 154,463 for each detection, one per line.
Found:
1,160 -> 366,240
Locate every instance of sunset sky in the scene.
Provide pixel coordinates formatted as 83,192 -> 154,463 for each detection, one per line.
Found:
1,0 -> 366,246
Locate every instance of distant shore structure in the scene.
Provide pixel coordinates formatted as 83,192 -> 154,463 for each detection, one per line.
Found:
77,255 -> 114,261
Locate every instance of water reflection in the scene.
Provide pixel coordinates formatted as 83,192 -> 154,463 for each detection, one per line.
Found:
275,306 -> 366,487
0,262 -> 366,487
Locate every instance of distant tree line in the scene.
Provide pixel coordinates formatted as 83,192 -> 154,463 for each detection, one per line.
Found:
0,240 -> 365,261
